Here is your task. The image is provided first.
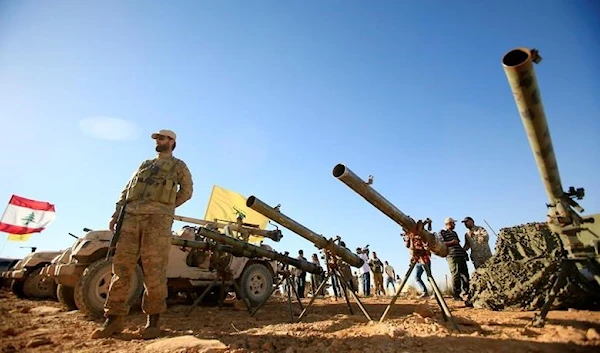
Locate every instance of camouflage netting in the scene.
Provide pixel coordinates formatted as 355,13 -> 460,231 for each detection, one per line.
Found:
468,222 -> 600,311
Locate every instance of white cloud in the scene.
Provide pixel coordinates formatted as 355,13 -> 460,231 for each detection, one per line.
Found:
78,116 -> 140,141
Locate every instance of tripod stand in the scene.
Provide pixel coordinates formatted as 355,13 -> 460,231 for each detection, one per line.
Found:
379,222 -> 459,332
185,248 -> 252,317
297,241 -> 372,322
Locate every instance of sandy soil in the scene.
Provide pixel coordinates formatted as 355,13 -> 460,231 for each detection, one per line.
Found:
1,288 -> 599,353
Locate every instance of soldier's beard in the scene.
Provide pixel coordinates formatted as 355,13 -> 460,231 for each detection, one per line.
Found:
155,144 -> 169,152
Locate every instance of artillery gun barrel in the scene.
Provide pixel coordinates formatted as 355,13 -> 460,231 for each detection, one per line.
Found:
174,215 -> 283,242
501,48 -> 564,206
246,196 -> 365,268
332,163 -> 448,257
171,238 -> 211,250
197,226 -> 324,274
171,238 -> 242,255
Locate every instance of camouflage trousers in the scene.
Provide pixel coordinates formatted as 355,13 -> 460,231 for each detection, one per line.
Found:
104,213 -> 173,316
373,272 -> 384,295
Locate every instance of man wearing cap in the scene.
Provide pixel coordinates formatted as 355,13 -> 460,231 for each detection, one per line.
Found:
357,247 -> 371,296
439,217 -> 470,301
92,129 -> 193,340
462,217 -> 492,269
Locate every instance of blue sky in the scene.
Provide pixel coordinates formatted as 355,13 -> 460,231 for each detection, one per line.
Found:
1,0 -> 598,290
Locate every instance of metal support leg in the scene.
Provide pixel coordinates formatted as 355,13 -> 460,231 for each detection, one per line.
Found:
185,279 -> 218,316
531,262 -> 568,328
379,262 -> 416,322
296,272 -> 332,321
423,262 -> 459,331
289,276 -> 305,311
333,270 -> 353,314
285,277 -> 295,322
231,279 -> 252,311
335,268 -> 372,321
218,276 -> 226,309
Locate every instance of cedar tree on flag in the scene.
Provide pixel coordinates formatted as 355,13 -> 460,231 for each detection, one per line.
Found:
0,195 -> 56,235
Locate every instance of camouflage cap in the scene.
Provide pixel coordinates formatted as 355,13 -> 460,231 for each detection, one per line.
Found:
461,216 -> 474,223
151,129 -> 177,141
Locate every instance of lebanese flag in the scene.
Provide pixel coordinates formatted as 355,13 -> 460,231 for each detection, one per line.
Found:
0,195 -> 56,235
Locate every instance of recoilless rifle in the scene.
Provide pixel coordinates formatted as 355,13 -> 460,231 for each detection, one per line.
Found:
501,47 -> 600,327
246,195 -> 373,322
331,165 -> 458,328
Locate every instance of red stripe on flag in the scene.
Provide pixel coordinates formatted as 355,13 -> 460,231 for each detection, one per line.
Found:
8,195 -> 56,212
0,222 -> 46,234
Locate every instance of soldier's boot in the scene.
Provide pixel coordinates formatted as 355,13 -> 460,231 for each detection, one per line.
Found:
142,314 -> 161,340
91,315 -> 125,339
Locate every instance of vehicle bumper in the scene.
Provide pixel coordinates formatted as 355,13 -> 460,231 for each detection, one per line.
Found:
55,263 -> 87,287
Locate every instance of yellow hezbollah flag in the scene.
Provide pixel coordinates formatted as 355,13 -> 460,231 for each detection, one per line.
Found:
7,233 -> 33,241
204,185 -> 269,243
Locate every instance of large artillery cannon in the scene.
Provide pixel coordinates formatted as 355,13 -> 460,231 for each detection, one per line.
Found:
501,47 -> 600,327
331,164 -> 449,257
246,196 -> 364,268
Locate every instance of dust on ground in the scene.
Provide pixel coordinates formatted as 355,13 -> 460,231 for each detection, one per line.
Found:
1,288 -> 599,353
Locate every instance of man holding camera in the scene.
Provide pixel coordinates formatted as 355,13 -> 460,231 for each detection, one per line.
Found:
357,246 -> 371,296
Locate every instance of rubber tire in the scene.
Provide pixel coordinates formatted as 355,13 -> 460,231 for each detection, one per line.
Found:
23,267 -> 57,299
239,263 -> 273,307
74,258 -> 144,319
11,280 -> 26,299
57,284 -> 77,311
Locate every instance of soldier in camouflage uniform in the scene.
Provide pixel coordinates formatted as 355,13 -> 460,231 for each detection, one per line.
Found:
92,129 -> 193,340
461,216 -> 492,269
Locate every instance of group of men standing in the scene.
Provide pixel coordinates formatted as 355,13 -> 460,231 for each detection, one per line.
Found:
401,216 -> 493,300
437,216 -> 493,300
355,247 -> 398,297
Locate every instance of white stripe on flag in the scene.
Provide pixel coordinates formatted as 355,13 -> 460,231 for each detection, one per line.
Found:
0,203 -> 57,228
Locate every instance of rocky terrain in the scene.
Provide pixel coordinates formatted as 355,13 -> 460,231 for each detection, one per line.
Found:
1,287 -> 599,353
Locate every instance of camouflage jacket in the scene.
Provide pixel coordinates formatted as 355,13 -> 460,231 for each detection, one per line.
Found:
463,225 -> 492,260
111,153 -> 194,220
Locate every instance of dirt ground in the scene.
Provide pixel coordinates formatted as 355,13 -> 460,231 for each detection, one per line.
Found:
1,288 -> 599,353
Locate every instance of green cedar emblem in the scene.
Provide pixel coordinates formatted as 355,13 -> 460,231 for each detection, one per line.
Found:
21,212 -> 36,226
